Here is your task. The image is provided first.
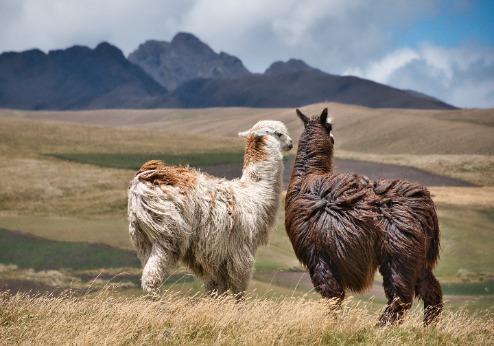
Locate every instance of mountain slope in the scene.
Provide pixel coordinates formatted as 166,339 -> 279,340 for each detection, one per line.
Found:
174,68 -> 455,109
0,43 -> 168,110
128,32 -> 250,89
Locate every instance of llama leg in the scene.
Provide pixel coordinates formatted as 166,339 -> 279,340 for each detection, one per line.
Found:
204,261 -> 229,297
129,221 -> 152,266
378,260 -> 415,326
418,270 -> 443,325
141,245 -> 171,296
204,278 -> 228,297
229,275 -> 250,301
309,259 -> 345,306
227,254 -> 254,300
228,267 -> 253,301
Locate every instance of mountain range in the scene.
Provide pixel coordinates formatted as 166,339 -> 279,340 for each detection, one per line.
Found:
0,32 -> 456,110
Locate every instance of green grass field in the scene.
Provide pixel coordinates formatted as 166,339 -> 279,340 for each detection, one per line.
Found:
0,228 -> 139,270
47,152 -> 245,169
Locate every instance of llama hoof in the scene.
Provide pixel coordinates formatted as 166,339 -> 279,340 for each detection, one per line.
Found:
377,319 -> 391,328
377,313 -> 404,327
144,292 -> 161,301
377,316 -> 394,328
142,278 -> 162,297
424,305 -> 442,326
142,283 -> 161,300
207,290 -> 226,299
233,291 -> 246,302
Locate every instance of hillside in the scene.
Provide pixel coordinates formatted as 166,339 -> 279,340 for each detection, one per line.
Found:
0,104 -> 493,345
2,103 -> 490,154
174,67 -> 454,109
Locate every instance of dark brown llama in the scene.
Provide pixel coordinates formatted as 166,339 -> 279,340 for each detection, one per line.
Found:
285,108 -> 443,326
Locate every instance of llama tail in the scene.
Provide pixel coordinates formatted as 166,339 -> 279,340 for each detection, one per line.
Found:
426,205 -> 441,270
128,176 -> 189,251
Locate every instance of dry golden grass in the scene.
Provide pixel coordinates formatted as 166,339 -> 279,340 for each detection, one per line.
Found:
2,103 -> 493,155
0,116 -> 242,158
338,151 -> 494,186
0,157 -> 131,217
1,291 -> 492,345
429,187 -> 494,208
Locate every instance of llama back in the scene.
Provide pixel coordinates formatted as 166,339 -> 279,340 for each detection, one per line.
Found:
286,173 -> 381,292
373,179 -> 440,269
128,162 -> 194,255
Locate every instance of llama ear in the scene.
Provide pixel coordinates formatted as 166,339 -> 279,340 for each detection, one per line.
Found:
296,109 -> 309,124
239,129 -> 269,138
319,108 -> 328,125
238,130 -> 250,137
252,129 -> 269,138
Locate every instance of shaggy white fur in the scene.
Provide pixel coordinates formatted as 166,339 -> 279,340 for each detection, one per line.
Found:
128,120 -> 292,296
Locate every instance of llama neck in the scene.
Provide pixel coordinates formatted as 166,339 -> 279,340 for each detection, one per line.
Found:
287,136 -> 333,200
240,137 -> 284,242
240,136 -> 283,190
292,135 -> 333,178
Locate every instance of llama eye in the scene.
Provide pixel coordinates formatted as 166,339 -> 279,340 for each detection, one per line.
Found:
276,132 -> 282,138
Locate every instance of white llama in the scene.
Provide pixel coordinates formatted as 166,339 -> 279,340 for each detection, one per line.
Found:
128,120 -> 292,296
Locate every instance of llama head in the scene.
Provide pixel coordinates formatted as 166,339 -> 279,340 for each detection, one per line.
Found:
296,108 -> 334,145
238,120 -> 293,152
294,108 -> 335,170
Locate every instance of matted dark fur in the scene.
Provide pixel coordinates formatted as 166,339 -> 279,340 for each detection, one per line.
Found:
285,108 -> 443,326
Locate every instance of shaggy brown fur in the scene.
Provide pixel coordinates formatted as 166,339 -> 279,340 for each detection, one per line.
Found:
136,160 -> 198,193
285,108 -> 442,326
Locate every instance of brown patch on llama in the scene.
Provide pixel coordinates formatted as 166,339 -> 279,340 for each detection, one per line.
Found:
208,190 -> 217,208
136,160 -> 198,193
226,189 -> 236,216
243,135 -> 268,168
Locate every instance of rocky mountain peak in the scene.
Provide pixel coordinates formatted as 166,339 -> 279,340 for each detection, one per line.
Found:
265,59 -> 322,75
128,33 -> 250,89
94,42 -> 125,58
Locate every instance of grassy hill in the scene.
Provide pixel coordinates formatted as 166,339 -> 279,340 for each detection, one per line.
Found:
0,103 -> 493,343
2,103 -> 492,154
2,102 -> 492,185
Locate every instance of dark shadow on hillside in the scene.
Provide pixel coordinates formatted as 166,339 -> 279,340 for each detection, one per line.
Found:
49,152 -> 474,187
205,158 -> 475,187
0,228 -> 139,270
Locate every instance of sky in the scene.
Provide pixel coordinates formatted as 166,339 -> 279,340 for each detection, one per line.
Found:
0,0 -> 493,108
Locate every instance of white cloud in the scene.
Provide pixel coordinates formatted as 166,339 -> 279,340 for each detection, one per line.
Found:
0,0 -> 191,55
345,48 -> 420,83
0,0 -> 437,72
1,0 -> 492,107
346,43 -> 494,107
179,0 -> 437,73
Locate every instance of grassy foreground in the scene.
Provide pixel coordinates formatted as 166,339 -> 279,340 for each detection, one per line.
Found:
1,291 -> 492,345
